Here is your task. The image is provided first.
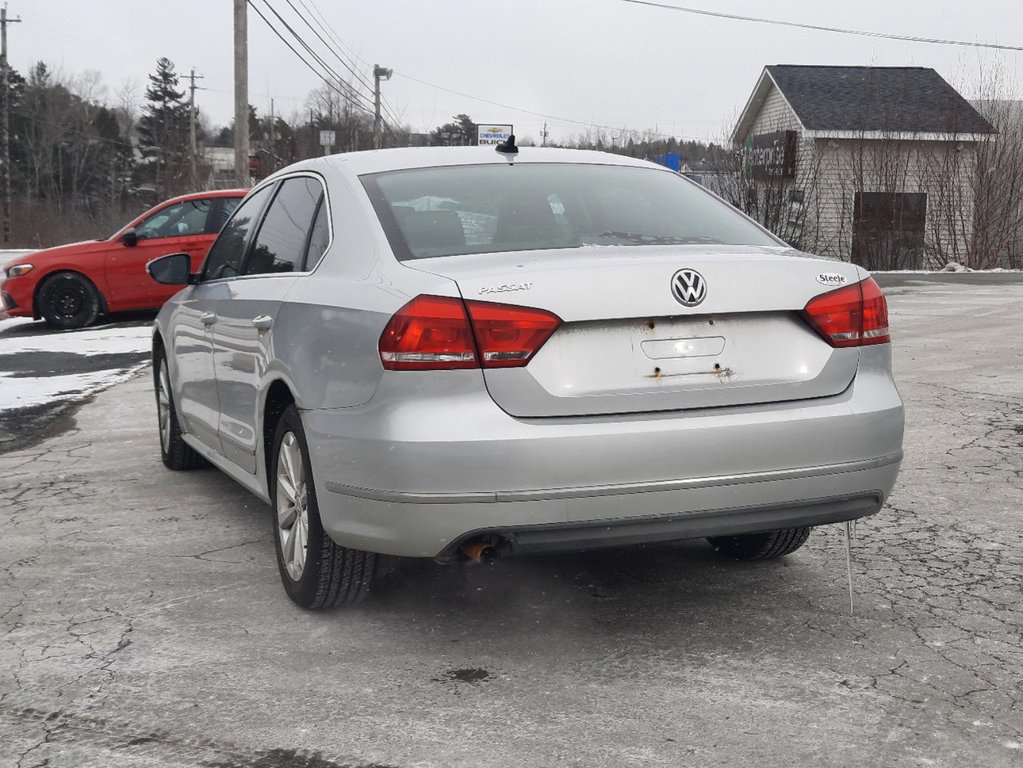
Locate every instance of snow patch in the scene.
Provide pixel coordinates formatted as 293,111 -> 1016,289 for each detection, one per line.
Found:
0,322 -> 152,357
0,364 -> 148,409
0,319 -> 153,416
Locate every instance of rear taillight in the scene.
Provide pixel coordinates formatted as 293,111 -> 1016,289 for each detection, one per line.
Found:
464,299 -> 562,368
803,277 -> 890,347
379,295 -> 562,371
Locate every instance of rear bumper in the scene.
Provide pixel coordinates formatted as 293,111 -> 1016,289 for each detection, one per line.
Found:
323,457 -> 899,559
461,491 -> 886,559
304,347 -> 904,558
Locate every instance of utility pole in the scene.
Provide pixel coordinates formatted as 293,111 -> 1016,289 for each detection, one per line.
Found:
1,3 -> 21,243
541,121 -> 548,147
233,0 -> 250,187
187,68 -> 205,189
373,64 -> 392,150
268,98 -> 275,175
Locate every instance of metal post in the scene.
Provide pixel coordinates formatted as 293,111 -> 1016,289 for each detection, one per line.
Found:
373,64 -> 391,150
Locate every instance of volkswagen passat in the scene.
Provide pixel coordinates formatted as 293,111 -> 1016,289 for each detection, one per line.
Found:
149,145 -> 903,610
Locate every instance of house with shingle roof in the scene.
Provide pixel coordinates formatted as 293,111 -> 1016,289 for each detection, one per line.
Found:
731,66 -> 997,269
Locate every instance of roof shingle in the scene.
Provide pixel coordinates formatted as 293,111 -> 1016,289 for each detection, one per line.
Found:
766,66 -> 995,134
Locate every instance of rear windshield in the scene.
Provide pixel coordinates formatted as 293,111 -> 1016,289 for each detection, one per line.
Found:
362,162 -> 778,260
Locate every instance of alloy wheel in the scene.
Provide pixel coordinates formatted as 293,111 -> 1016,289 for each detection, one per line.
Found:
276,431 -> 309,581
157,363 -> 172,454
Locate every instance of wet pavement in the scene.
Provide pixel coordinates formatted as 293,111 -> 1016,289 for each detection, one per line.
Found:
0,282 -> 1021,767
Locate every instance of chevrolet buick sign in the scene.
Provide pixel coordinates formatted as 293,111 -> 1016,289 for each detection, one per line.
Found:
477,124 -> 514,145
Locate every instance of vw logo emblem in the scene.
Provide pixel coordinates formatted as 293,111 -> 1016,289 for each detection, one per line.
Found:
670,268 -> 707,307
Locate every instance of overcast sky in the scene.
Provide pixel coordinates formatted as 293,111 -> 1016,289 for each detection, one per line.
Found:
14,0 -> 1023,144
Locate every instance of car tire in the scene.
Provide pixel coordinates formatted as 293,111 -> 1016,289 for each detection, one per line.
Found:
38,271 -> 101,329
155,350 -> 207,471
708,526 -> 811,560
271,405 -> 376,610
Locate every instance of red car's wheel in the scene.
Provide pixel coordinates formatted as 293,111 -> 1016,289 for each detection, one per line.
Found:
37,271 -> 101,329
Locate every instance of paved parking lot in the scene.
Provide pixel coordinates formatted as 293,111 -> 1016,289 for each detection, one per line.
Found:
1,280 -> 1021,767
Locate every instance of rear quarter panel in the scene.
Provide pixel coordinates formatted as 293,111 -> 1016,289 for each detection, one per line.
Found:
266,164 -> 463,411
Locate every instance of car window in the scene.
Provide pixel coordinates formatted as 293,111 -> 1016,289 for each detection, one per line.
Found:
135,198 -> 213,240
302,193 -> 329,270
206,197 -> 242,234
201,185 -> 275,282
363,163 -> 780,260
242,177 -> 323,276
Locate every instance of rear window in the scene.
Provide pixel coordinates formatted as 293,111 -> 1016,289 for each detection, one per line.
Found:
362,163 -> 778,260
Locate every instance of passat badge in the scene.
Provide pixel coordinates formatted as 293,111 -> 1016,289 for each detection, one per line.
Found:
670,268 -> 707,307
816,273 -> 848,286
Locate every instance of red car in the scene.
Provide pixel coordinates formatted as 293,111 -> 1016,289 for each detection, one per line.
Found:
1,189 -> 245,329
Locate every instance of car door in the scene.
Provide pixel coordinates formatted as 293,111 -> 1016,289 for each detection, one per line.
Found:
170,186 -> 276,456
208,176 -> 326,473
105,197 -> 221,310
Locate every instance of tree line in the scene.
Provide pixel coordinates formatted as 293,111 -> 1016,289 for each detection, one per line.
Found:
3,57 -> 726,248
11,57 -> 1016,268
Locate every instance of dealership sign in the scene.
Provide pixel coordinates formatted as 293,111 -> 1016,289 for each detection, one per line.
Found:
745,130 -> 797,180
477,124 -> 514,145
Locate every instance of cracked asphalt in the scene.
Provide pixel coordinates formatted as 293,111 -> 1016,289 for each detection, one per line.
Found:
1,280 -> 1021,767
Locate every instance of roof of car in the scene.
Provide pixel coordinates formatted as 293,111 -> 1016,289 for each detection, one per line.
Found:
164,188 -> 248,203
280,146 -> 663,178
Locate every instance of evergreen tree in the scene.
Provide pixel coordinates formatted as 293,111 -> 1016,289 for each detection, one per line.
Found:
430,114 -> 476,146
137,58 -> 190,198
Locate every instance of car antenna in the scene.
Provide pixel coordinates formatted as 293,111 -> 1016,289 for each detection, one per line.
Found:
495,134 -> 518,155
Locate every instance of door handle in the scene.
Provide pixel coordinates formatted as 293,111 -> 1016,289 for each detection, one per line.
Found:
200,312 -> 217,326
252,315 -> 273,331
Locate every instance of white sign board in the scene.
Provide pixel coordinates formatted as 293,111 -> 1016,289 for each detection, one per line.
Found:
319,130 -> 336,148
477,124 -> 513,145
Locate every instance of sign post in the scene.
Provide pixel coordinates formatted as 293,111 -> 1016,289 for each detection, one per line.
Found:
319,130 -> 336,155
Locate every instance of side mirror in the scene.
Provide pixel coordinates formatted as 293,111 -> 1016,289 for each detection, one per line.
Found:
121,228 -> 138,247
147,252 -> 195,285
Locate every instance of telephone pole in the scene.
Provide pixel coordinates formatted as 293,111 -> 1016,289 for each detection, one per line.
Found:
187,68 -> 205,189
233,0 -> 250,187
1,3 -> 21,243
268,98 -> 275,175
373,64 -> 392,150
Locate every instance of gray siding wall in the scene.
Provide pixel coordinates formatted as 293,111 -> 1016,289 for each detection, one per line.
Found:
738,82 -> 977,266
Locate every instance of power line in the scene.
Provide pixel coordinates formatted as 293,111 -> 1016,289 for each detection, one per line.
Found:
619,0 -> 1023,52
283,0 -> 374,96
258,0 -> 372,112
289,0 -> 403,127
260,0 -> 703,142
246,0 -> 374,118
250,0 -> 372,112
391,70 -> 713,142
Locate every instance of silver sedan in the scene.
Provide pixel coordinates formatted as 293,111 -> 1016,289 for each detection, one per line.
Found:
150,145 -> 903,610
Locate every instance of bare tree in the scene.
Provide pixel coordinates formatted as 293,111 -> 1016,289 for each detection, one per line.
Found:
966,100 -> 1023,268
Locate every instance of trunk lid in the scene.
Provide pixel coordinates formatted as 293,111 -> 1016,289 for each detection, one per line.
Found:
408,245 -> 863,417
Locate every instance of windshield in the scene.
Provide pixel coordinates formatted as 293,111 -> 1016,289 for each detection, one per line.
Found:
362,162 -> 779,260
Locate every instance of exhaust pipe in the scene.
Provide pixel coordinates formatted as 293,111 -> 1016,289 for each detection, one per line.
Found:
461,540 -> 498,564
